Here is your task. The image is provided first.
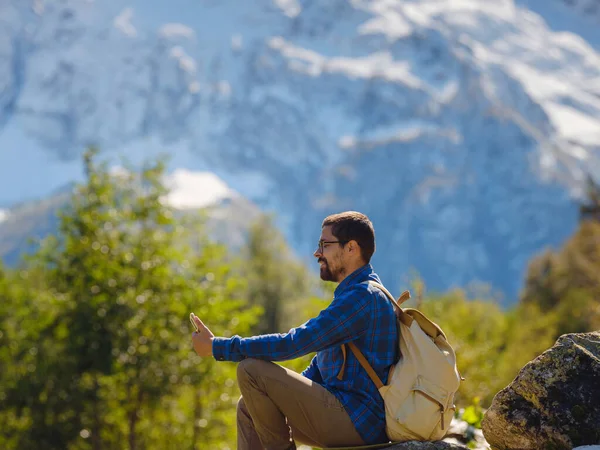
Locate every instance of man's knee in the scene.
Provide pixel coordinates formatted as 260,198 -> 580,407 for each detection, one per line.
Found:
237,395 -> 246,414
237,358 -> 266,381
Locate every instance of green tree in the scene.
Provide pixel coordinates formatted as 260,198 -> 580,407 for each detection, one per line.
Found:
0,263 -> 30,448
0,149 -> 258,450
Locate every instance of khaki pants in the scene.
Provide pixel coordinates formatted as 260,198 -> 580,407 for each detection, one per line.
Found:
236,358 -> 366,450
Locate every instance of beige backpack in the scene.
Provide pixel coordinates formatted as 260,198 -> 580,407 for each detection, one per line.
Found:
338,281 -> 462,442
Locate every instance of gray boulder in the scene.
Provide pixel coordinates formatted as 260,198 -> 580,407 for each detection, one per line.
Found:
482,332 -> 600,449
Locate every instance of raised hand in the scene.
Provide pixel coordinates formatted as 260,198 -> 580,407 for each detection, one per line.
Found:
191,313 -> 215,357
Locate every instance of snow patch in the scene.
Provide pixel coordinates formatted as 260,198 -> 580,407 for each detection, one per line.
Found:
271,38 -> 423,87
544,102 -> 600,146
274,0 -> 301,18
169,46 -> 196,74
359,9 -> 414,40
338,135 -> 357,149
113,8 -> 137,37
0,209 -> 8,224
164,169 -> 236,210
159,23 -> 195,39
339,121 -> 457,149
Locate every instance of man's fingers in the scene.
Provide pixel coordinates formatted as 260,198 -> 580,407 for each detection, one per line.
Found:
192,314 -> 207,330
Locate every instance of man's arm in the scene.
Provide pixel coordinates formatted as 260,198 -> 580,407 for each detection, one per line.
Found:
301,355 -> 323,383
212,284 -> 372,362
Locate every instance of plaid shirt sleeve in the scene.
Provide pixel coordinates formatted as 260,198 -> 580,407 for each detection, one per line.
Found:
212,284 -> 372,362
301,355 -> 323,383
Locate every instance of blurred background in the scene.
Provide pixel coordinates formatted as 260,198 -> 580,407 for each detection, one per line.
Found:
0,0 -> 599,449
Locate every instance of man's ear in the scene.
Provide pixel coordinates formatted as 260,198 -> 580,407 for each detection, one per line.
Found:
347,240 -> 365,263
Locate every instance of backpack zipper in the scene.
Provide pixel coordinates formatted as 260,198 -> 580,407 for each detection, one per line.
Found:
415,390 -> 446,430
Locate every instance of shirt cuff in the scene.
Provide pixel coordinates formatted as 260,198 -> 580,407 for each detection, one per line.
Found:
212,337 -> 231,362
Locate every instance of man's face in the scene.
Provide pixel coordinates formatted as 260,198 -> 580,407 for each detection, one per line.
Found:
314,225 -> 346,282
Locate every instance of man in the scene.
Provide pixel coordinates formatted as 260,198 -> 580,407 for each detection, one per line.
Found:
192,211 -> 398,449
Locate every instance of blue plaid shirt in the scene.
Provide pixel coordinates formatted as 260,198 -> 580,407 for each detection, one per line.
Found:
212,264 -> 399,444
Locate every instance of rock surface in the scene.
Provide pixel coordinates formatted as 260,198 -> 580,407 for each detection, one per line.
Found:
385,442 -> 467,449
482,332 -> 600,450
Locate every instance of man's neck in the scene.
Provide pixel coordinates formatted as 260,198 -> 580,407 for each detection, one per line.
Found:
336,262 -> 367,284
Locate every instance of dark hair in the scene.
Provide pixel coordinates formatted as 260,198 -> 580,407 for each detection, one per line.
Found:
322,211 -> 375,263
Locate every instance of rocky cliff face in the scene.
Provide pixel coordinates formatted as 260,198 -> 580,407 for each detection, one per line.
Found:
2,0 -> 600,300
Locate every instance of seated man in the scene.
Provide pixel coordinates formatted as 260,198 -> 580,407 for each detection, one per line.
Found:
192,211 -> 398,449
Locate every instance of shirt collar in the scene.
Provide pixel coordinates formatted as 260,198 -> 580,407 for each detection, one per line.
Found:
334,263 -> 374,297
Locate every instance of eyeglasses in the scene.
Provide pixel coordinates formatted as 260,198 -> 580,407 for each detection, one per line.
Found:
316,240 -> 347,253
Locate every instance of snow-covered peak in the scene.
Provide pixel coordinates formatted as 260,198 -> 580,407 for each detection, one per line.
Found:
164,169 -> 236,210
108,165 -> 237,210
0,210 -> 8,224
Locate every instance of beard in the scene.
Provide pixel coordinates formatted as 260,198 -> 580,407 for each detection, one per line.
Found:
318,258 -> 336,282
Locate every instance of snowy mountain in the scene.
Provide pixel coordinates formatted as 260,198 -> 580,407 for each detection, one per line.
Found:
1,0 -> 600,301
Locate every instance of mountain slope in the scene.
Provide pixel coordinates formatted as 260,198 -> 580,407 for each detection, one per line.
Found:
1,0 -> 599,300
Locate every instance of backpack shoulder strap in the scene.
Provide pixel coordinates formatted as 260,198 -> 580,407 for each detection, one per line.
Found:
347,342 -> 384,389
368,280 -> 414,327
370,282 -> 448,341
337,281 -> 411,386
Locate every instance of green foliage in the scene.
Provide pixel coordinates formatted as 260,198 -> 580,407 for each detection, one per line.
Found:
461,397 -> 484,429
1,148 -> 597,449
453,397 -> 485,449
0,149 -> 258,449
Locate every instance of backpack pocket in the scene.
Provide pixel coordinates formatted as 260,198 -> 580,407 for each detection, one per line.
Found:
390,376 -> 452,440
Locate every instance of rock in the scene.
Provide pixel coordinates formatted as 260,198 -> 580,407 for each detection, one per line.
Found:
300,438 -> 470,450
482,332 -> 600,450
299,417 -> 486,450
384,442 -> 467,449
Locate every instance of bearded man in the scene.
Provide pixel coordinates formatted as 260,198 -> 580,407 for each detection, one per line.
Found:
192,211 -> 398,449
